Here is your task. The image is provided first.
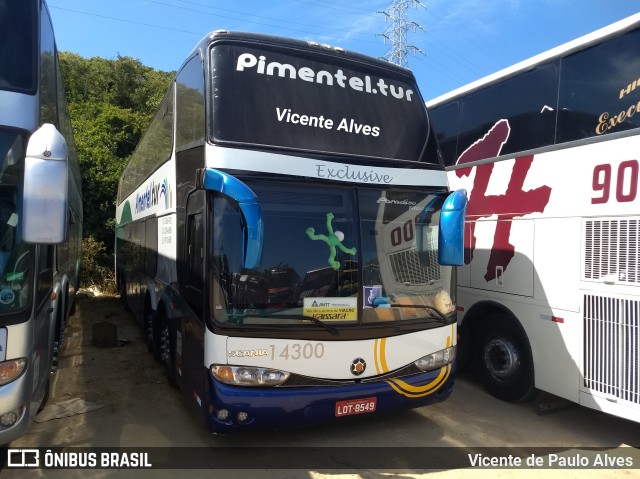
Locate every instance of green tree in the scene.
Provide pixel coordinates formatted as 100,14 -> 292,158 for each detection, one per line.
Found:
58,52 -> 174,288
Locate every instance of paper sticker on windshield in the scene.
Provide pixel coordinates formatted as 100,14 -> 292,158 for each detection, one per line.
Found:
5,272 -> 23,282
303,297 -> 357,321
363,285 -> 382,308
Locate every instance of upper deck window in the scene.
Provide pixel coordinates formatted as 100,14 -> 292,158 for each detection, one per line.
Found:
210,42 -> 435,164
558,28 -> 640,143
0,0 -> 37,93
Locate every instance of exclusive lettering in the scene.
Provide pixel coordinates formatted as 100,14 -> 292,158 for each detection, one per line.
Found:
315,163 -> 393,184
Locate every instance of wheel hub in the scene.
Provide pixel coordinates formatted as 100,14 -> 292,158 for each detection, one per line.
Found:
484,337 -> 521,380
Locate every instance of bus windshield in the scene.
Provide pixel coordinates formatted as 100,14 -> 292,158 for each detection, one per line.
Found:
210,42 -> 433,163
210,182 -> 454,328
0,131 -> 31,313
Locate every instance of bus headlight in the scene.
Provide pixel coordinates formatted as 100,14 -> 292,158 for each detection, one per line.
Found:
0,358 -> 27,386
414,347 -> 455,372
210,365 -> 290,387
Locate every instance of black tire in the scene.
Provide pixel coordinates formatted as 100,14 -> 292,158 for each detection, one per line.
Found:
68,288 -> 77,317
143,300 -> 154,352
37,377 -> 50,414
164,324 -> 178,389
456,322 -> 472,371
155,309 -> 178,388
473,314 -> 537,402
118,275 -> 131,312
151,311 -> 163,362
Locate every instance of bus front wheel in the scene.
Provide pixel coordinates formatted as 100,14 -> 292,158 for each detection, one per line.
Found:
474,314 -> 537,402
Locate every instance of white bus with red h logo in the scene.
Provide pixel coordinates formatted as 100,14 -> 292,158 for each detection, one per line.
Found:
427,13 -> 640,422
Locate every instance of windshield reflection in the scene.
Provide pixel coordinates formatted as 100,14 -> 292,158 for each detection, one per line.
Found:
209,182 -> 455,327
0,132 -> 31,313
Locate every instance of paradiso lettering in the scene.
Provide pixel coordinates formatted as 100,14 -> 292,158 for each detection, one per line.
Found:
135,179 -> 171,214
236,53 -> 415,102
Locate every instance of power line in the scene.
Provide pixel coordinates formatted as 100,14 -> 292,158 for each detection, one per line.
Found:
422,3 -> 506,71
290,0 -> 378,18
378,0 -> 426,67
151,0 -> 379,43
51,2 -> 382,49
48,5 -> 204,37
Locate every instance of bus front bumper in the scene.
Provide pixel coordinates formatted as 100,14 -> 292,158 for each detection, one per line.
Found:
0,366 -> 32,445
206,362 -> 455,433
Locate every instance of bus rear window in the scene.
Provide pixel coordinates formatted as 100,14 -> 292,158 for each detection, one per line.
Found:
210,43 -> 433,163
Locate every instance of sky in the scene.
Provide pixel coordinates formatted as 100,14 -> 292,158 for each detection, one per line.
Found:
47,0 -> 640,101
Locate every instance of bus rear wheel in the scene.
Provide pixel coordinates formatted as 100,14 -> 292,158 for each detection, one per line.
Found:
474,314 -> 536,402
154,308 -> 177,388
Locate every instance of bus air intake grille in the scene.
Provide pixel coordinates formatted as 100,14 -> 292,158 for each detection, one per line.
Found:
280,364 -> 422,387
583,294 -> 639,405
584,219 -> 639,284
387,249 -> 440,285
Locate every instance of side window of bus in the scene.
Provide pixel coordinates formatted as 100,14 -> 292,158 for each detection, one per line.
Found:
186,191 -> 205,317
457,63 -> 558,162
145,217 -> 158,278
120,85 -> 174,201
0,0 -> 36,91
188,214 -> 204,289
56,62 -> 82,189
39,6 -> 58,126
557,28 -> 640,143
176,55 -> 205,151
430,101 -> 460,167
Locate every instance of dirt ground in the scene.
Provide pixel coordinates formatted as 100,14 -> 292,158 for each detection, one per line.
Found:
2,292 -> 639,478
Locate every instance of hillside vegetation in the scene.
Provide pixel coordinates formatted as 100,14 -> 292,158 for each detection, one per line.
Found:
59,52 -> 174,291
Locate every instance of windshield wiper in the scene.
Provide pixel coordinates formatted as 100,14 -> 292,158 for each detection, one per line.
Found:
372,299 -> 450,323
247,313 -> 339,336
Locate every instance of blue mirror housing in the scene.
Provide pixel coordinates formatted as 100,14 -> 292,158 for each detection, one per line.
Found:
203,169 -> 263,269
438,189 -> 468,266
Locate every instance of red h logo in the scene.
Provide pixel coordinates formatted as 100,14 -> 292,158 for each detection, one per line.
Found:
456,120 -> 552,281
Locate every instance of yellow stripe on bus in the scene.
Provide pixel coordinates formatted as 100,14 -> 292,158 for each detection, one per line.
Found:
374,337 -> 389,374
386,364 -> 451,398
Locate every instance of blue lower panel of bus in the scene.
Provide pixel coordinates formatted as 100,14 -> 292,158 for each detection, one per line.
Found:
206,362 -> 455,433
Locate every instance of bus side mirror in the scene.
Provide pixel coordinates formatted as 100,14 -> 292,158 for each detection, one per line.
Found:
438,189 -> 467,266
202,168 -> 263,269
22,124 -> 68,244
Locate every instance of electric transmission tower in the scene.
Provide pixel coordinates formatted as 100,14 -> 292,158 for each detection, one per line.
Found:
379,0 -> 426,68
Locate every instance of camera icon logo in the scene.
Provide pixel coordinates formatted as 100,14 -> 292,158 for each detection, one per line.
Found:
7,449 -> 40,467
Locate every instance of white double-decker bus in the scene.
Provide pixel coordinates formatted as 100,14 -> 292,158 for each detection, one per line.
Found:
0,0 -> 83,443
115,30 -> 467,433
427,13 -> 640,422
